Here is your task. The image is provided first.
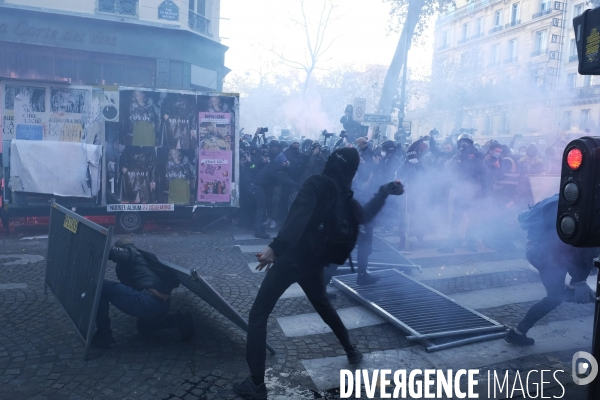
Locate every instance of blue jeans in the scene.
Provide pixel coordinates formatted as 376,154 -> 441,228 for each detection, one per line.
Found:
95,280 -> 170,334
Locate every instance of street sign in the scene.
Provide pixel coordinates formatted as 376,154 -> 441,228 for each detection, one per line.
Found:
158,0 -> 179,21
353,98 -> 366,122
364,114 -> 391,124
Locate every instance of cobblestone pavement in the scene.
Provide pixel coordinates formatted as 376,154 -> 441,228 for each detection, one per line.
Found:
0,221 -> 596,399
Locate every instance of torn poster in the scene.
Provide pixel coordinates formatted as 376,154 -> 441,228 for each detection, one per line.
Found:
10,140 -> 102,198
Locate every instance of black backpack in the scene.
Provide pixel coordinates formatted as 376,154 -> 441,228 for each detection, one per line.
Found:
310,176 -> 360,265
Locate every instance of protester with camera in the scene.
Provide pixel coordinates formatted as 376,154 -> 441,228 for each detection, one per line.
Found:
339,105 -> 363,143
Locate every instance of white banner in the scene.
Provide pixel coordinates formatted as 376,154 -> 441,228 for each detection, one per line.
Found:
107,204 -> 175,212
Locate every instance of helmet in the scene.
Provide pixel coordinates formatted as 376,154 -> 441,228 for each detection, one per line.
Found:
240,140 -> 250,150
381,140 -> 397,152
457,133 -> 474,145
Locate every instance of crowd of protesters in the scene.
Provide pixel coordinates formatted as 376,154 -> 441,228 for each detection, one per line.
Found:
237,124 -> 570,252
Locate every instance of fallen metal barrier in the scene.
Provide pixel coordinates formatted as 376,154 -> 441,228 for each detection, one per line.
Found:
45,200 -> 113,361
158,258 -> 276,355
333,269 -> 507,352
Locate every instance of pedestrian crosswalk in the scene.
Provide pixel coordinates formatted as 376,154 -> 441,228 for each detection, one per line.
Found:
233,233 -> 595,392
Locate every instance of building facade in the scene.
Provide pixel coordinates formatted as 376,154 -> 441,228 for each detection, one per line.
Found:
0,0 -> 228,90
408,0 -> 595,143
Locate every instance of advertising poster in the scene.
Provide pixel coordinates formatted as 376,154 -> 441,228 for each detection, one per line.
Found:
7,84 -> 46,141
197,150 -> 231,203
198,112 -> 232,151
118,145 -> 157,204
48,87 -> 98,143
119,90 -> 160,147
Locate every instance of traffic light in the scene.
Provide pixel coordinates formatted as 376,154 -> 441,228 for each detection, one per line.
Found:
574,7 -> 600,75
557,137 -> 600,246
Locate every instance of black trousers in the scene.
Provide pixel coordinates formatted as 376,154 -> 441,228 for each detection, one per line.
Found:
246,255 -> 352,377
356,224 -> 373,274
516,244 -> 567,334
251,185 -> 266,232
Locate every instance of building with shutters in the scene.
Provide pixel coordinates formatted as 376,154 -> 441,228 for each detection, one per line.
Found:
407,0 -> 597,144
0,0 -> 228,91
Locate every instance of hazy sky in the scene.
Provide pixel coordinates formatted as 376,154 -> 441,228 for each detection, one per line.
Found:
219,0 -> 436,80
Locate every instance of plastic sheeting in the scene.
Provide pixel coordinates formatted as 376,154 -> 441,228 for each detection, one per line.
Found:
10,140 -> 102,198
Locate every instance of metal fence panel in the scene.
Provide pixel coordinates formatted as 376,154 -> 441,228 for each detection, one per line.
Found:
333,269 -> 506,352
45,200 -> 113,360
158,259 -> 276,355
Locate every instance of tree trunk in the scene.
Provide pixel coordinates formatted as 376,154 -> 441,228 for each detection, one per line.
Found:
377,0 -> 425,115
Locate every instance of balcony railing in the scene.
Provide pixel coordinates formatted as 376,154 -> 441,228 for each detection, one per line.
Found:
471,32 -> 484,40
504,57 -> 518,64
98,0 -> 137,16
574,84 -> 600,98
189,11 -> 210,35
532,9 -> 552,19
505,20 -> 521,28
569,54 -> 579,62
438,44 -> 449,50
530,48 -> 549,57
457,37 -> 469,45
489,25 -> 503,34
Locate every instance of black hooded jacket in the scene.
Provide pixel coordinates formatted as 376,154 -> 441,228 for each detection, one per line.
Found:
109,244 -> 179,294
269,148 -> 390,267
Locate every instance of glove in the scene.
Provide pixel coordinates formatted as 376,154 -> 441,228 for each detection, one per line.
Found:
380,181 -> 404,196
566,280 -> 596,304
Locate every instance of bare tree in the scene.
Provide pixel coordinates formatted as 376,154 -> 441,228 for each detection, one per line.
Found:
271,0 -> 338,96
377,0 -> 455,116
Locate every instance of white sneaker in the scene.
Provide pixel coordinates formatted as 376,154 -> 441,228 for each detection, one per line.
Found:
269,220 -> 277,229
262,218 -> 272,227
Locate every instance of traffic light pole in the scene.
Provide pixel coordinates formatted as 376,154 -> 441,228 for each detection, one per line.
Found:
589,259 -> 600,400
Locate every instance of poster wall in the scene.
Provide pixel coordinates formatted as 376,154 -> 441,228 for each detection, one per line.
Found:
1,82 -> 104,145
113,90 -> 198,205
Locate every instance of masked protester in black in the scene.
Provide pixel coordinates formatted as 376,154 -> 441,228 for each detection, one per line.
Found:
506,195 -> 599,345
232,148 -> 405,400
91,238 -> 194,348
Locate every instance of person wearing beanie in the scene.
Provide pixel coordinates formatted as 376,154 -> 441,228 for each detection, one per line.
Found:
250,151 -> 301,239
91,238 -> 194,348
233,148 -> 405,399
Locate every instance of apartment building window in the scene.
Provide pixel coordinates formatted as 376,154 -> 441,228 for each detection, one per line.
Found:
500,112 -> 509,134
189,0 -> 209,34
584,75 -> 593,87
485,114 -> 493,135
441,31 -> 449,48
567,73 -> 577,88
511,3 -> 520,24
494,10 -> 503,27
540,0 -> 550,11
507,39 -> 517,61
189,0 -> 206,16
569,38 -> 578,62
98,0 -> 138,16
462,23 -> 469,40
533,30 -> 548,55
476,17 -> 483,35
491,44 -> 500,64
562,111 -> 572,129
580,109 -> 590,129
574,3 -> 584,17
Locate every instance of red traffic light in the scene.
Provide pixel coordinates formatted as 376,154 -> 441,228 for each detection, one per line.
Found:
567,148 -> 583,170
